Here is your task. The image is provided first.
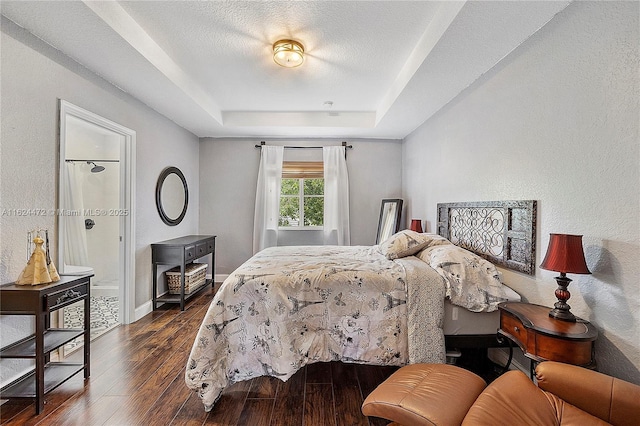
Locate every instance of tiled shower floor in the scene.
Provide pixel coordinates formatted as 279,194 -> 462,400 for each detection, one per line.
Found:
63,295 -> 119,351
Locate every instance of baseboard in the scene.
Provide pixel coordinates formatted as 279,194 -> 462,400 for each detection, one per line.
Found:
210,273 -> 228,283
135,275 -> 226,322
488,347 -> 529,376
135,300 -> 153,321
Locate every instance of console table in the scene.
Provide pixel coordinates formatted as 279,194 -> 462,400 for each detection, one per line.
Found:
0,275 -> 92,414
151,235 -> 216,311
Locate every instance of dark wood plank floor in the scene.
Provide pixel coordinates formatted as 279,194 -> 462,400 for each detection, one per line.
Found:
0,287 -> 404,426
1,286 -> 500,425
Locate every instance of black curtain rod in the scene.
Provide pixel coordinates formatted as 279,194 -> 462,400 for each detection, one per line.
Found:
65,159 -> 120,163
254,141 -> 353,150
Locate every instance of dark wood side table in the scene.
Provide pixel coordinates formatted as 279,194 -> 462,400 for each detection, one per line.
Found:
151,235 -> 216,311
0,275 -> 92,414
497,302 -> 598,376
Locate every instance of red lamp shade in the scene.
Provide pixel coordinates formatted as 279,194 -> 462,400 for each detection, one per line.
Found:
540,234 -> 591,275
409,219 -> 423,233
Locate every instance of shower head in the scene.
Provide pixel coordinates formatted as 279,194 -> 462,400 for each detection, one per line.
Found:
87,161 -> 105,173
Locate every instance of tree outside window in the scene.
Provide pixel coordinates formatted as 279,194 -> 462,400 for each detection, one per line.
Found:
279,178 -> 324,227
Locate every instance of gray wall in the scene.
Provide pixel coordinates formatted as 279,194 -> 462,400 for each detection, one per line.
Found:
0,18 -> 199,384
199,138 -> 402,274
402,1 -> 639,383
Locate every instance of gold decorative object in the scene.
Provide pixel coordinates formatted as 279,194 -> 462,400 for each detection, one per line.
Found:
16,229 -> 60,285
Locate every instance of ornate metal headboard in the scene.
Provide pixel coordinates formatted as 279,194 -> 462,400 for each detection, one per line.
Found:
437,200 -> 537,275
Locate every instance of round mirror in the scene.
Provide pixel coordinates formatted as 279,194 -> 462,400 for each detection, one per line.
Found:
156,166 -> 188,226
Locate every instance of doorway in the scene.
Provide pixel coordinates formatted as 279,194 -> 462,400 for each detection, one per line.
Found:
57,100 -> 136,351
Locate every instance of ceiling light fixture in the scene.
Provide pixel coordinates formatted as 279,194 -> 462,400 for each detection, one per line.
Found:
273,39 -> 304,68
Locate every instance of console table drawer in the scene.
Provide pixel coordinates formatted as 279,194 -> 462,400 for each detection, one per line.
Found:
185,245 -> 196,261
500,311 -> 528,346
196,241 -> 211,257
46,283 -> 88,311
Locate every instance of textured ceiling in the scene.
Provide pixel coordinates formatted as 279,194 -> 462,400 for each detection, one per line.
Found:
1,1 -> 570,139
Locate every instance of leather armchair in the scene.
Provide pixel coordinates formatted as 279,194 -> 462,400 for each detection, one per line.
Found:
362,361 -> 640,426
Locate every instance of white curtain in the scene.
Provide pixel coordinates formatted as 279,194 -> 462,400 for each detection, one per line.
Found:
253,145 -> 284,254
323,146 -> 350,245
63,162 -> 90,266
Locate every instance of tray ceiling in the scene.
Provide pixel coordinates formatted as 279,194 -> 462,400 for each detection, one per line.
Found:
1,1 -> 570,139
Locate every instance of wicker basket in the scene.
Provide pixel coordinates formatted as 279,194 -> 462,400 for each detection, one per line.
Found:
166,263 -> 207,294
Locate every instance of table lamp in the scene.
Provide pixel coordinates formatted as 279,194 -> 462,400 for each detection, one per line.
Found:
409,219 -> 423,233
540,233 -> 591,322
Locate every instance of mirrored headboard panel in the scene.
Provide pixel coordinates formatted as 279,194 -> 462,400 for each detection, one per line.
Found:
437,200 -> 537,275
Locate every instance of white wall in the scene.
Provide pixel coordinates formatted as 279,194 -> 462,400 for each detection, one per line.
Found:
199,138 -> 402,274
0,17 -> 199,385
402,1 -> 639,383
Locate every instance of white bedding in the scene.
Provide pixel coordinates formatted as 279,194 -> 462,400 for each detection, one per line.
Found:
185,245 -> 445,411
443,285 -> 521,335
185,238 -> 515,411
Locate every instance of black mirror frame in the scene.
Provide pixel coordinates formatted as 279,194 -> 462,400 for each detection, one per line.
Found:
155,166 -> 188,226
376,198 -> 403,244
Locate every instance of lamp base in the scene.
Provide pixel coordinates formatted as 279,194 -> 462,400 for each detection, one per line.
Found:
549,307 -> 577,322
549,274 -> 577,322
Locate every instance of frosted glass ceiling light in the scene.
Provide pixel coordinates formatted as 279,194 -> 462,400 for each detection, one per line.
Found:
273,39 -> 304,68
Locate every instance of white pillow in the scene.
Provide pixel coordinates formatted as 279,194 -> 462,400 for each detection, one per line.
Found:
417,244 -> 509,312
379,230 -> 448,260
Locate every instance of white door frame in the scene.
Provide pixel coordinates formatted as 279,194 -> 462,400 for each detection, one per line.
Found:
58,100 -> 136,324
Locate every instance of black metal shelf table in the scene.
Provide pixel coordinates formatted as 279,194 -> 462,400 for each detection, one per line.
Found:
0,275 -> 92,414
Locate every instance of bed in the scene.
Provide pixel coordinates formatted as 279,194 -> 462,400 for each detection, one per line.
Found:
437,200 -> 536,348
185,200 -> 537,411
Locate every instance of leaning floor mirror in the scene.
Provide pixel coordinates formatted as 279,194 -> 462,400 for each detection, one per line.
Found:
376,199 -> 403,244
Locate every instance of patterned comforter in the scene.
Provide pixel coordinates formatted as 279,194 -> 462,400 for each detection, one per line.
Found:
185,245 -> 446,411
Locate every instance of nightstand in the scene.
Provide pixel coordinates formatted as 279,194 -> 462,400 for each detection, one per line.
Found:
497,302 -> 598,377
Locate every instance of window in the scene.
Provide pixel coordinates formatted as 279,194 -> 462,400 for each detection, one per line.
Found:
279,162 -> 324,228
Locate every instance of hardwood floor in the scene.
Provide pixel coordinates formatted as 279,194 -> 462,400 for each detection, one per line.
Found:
0,287 -> 402,426
1,286 -> 500,425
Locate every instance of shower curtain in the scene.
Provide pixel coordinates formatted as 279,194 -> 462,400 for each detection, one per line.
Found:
64,162 -> 90,266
